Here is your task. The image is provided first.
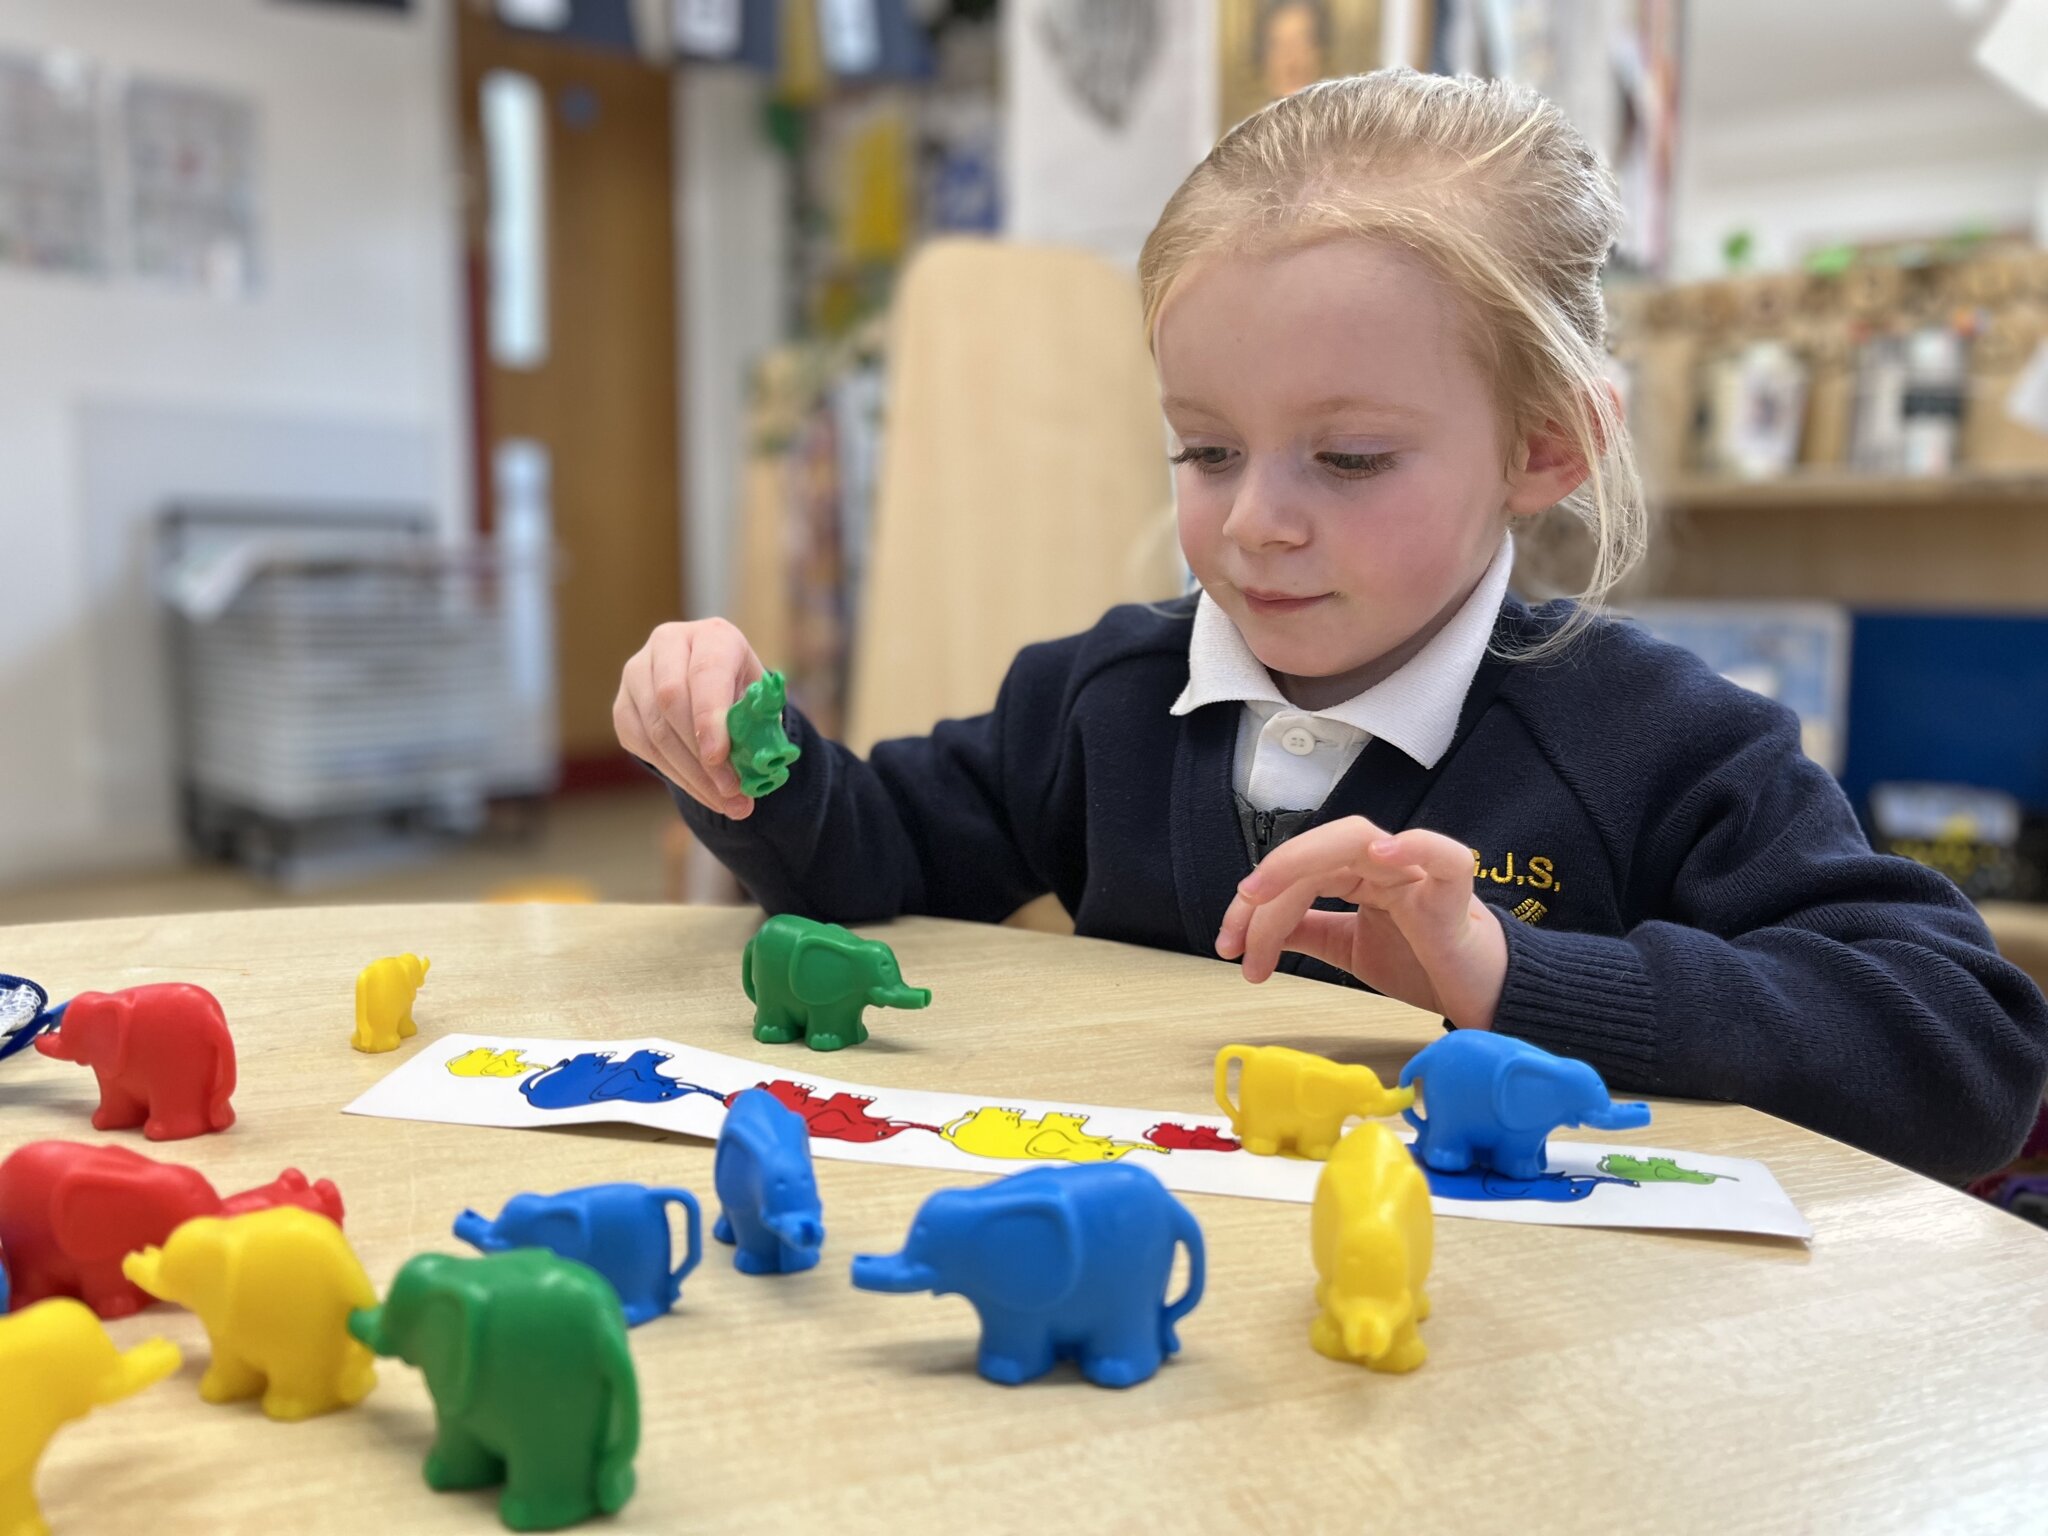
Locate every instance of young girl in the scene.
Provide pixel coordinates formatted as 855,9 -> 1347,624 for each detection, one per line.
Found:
616,70 -> 2047,1185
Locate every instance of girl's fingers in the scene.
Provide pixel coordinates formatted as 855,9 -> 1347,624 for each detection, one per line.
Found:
685,621 -> 766,769
651,634 -> 743,811
1365,827 -> 1476,885
1234,817 -> 1389,905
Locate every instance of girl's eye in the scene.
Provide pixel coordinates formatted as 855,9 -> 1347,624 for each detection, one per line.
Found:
1318,451 -> 1397,479
1169,446 -> 1236,474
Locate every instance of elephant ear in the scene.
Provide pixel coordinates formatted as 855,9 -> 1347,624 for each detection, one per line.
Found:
524,1204 -> 589,1261
788,935 -> 860,1007
971,1186 -> 1083,1314
1493,1056 -> 1565,1132
412,1284 -> 484,1421
54,1155 -> 169,1261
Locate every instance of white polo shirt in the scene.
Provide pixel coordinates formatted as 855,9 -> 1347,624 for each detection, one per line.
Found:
1168,537 -> 1515,814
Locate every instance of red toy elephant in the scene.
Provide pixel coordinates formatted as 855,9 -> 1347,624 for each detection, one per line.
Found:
35,983 -> 237,1140
0,1141 -> 344,1318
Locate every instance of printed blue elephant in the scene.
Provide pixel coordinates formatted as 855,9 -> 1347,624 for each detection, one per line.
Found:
851,1163 -> 1205,1389
452,1182 -> 703,1327
712,1088 -> 825,1275
519,1049 -> 708,1110
1399,1032 -> 1651,1181
1420,1164 -> 1638,1203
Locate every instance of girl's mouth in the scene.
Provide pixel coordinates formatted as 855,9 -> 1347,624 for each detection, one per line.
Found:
1241,589 -> 1331,617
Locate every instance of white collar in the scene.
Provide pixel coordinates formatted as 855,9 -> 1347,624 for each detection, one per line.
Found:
1168,535 -> 1514,769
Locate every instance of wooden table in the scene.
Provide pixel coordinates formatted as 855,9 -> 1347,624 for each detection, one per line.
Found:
4,905 -> 2045,1535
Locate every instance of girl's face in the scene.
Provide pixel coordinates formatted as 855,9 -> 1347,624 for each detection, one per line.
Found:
1159,239 -> 1524,700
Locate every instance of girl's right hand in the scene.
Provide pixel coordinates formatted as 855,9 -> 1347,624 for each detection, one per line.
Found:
613,619 -> 767,820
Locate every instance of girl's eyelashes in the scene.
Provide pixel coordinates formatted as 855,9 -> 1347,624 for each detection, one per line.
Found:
1317,450 -> 1397,480
1169,445 -> 1236,474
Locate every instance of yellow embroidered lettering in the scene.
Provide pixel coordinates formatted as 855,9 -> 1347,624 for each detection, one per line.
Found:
1487,851 -> 1516,884
1526,856 -> 1554,892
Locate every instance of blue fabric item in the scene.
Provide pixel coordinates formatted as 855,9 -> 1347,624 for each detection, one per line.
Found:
664,596 -> 2048,1184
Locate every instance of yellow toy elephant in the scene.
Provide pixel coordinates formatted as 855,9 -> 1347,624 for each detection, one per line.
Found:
0,1298 -> 180,1536
352,952 -> 430,1054
122,1206 -> 378,1421
1310,1122 -> 1434,1373
1214,1043 -> 1415,1159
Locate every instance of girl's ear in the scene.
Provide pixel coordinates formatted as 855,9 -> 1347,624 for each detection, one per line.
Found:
1504,382 -> 1620,516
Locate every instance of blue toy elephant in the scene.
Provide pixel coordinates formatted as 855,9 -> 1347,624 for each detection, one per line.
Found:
712,1088 -> 825,1275
452,1182 -> 703,1326
1399,1032 -> 1651,1180
519,1049 -> 707,1110
850,1163 -> 1205,1389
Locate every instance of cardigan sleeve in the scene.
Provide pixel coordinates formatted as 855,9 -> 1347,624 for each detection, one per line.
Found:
1492,695 -> 2048,1185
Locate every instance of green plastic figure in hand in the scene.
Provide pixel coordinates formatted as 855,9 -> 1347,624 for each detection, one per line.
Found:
742,913 -> 931,1051
725,671 -> 802,798
348,1250 -> 639,1533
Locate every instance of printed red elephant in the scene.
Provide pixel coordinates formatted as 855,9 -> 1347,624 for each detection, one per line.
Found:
35,983 -> 236,1141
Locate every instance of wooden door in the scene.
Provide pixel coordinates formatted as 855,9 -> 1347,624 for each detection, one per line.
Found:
455,2 -> 684,776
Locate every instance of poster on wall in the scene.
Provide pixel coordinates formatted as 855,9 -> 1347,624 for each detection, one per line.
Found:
0,50 -> 110,278
1217,0 -> 1381,132
1004,0 -> 1213,266
123,76 -> 260,296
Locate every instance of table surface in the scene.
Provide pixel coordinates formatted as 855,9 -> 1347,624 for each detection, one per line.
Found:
3,904 -> 2045,1536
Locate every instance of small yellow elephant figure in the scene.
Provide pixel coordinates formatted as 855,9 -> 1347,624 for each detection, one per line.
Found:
0,1298 -> 180,1536
940,1106 -> 1158,1163
446,1046 -> 533,1079
352,953 -> 430,1054
1310,1122 -> 1434,1374
122,1206 -> 378,1421
1214,1043 -> 1415,1159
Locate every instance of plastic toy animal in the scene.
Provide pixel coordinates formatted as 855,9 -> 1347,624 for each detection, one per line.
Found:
0,1298 -> 180,1536
1214,1043 -> 1415,1159
851,1163 -> 1204,1388
0,1141 -> 344,1319
940,1106 -> 1159,1163
1399,1032 -> 1651,1180
712,1088 -> 825,1275
34,983 -> 237,1140
742,913 -> 931,1051
350,1250 -> 639,1532
123,1206 -> 377,1421
352,953 -> 430,1054
454,1182 -> 703,1327
725,670 -> 802,797
1310,1123 -> 1434,1373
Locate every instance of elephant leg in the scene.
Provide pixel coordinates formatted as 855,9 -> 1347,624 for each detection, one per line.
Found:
774,1237 -> 820,1275
732,1238 -> 777,1275
1240,1128 -> 1282,1157
1495,1137 -> 1549,1181
0,1468 -> 47,1536
1416,1128 -> 1472,1174
621,1298 -> 660,1327
712,1209 -> 736,1245
974,1316 -> 1057,1386
751,1003 -> 802,1045
90,1080 -> 148,1132
400,1009 -> 418,1040
1375,1317 -> 1428,1375
804,1003 -> 865,1052
1297,1115 -> 1344,1161
1080,1315 -> 1165,1388
1308,1309 -> 1352,1363
199,1349 -> 266,1406
424,1421 -> 504,1492
499,1441 -> 603,1533
79,1270 -> 148,1321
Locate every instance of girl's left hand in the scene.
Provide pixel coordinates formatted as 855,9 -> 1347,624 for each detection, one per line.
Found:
1215,816 -> 1509,1028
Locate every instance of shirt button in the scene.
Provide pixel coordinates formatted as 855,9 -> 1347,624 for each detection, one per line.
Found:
1280,726 -> 1317,756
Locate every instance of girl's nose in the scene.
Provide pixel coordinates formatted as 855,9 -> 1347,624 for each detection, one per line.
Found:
1220,458 -> 1309,551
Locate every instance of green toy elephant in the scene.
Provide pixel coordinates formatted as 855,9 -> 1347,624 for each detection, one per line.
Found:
348,1250 -> 638,1533
741,913 -> 931,1051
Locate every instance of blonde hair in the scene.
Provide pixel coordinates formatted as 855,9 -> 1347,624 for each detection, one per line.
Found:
1139,69 -> 1645,652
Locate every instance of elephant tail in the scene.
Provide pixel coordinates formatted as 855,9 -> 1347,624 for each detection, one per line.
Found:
1397,1051 -> 1427,1134
1160,1200 -> 1206,1357
740,936 -> 758,1004
210,1036 -> 238,1130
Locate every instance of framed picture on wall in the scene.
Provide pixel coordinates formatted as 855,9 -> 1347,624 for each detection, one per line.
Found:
1218,0 -> 1382,133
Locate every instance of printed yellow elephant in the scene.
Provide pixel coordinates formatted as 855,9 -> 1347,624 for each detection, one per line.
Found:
1214,1043 -> 1414,1159
1311,1122 -> 1433,1373
0,1298 -> 180,1536
940,1107 -> 1161,1163
353,953 -> 430,1054
446,1047 -> 533,1078
122,1206 -> 378,1421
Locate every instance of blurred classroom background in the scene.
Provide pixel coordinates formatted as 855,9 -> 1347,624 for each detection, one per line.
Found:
0,0 -> 2045,995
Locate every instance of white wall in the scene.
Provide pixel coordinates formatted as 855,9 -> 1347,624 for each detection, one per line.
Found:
1673,0 -> 2048,278
0,0 -> 466,886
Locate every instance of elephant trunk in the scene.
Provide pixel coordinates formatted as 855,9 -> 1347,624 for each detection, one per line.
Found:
347,1306 -> 389,1355
100,1337 -> 182,1404
766,1211 -> 824,1253
849,1251 -> 937,1294
33,1026 -> 79,1061
869,983 -> 932,1011
451,1209 -> 503,1253
1582,1099 -> 1652,1132
120,1247 -> 169,1303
